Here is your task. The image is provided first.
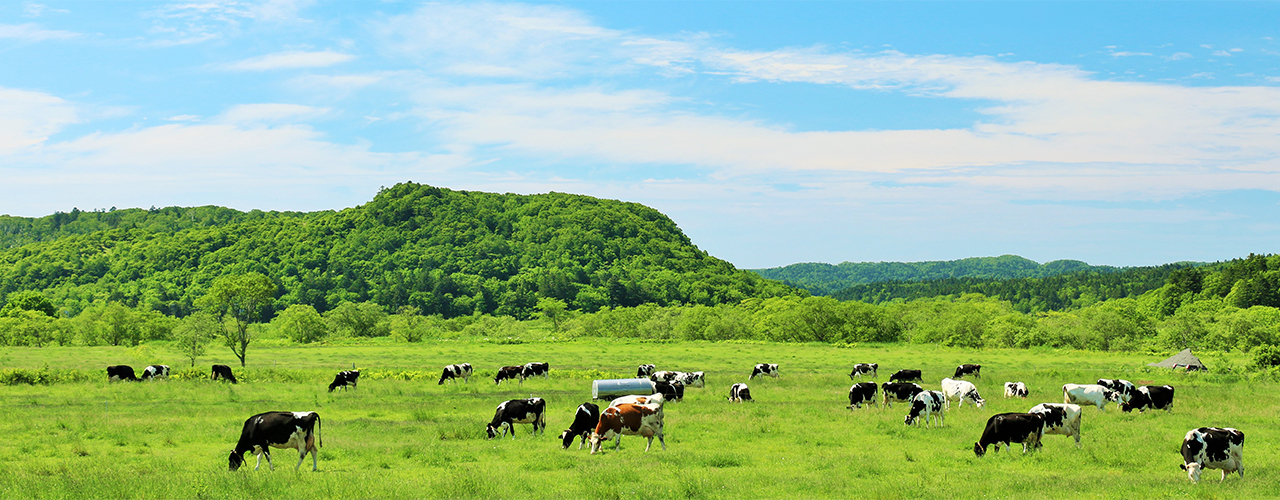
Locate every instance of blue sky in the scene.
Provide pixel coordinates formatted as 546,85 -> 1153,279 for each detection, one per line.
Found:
3,1 -> 1280,269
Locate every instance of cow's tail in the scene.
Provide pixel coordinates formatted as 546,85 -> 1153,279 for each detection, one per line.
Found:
317,413 -> 323,448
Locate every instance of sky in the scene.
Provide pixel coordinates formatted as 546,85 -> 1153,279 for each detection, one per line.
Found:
3,1 -> 1280,269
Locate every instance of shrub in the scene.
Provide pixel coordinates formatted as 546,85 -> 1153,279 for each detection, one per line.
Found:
1250,344 -> 1280,370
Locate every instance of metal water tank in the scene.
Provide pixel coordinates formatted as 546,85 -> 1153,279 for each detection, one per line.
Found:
592,378 -> 657,400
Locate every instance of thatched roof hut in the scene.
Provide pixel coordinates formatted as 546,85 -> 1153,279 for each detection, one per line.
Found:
1148,348 -> 1206,371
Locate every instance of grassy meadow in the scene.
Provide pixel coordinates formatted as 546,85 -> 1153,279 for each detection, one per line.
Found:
0,339 -> 1276,499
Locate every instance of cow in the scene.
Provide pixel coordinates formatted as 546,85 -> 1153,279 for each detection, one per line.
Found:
654,380 -> 685,402
889,369 -> 922,383
1122,385 -> 1175,413
494,366 -> 523,384
485,397 -> 547,439
676,371 -> 706,388
1180,427 -> 1244,483
228,411 -> 322,471
1004,382 -> 1028,398
973,413 -> 1044,457
954,364 -> 982,378
847,382 -> 878,409
559,402 -> 601,450
327,370 -> 359,392
211,364 -> 237,384
941,378 -> 986,408
882,382 -> 924,408
904,390 -> 946,428
650,371 -> 680,383
141,365 -> 170,380
728,383 -> 753,402
610,394 -> 665,407
438,363 -> 472,385
750,363 -> 779,380
589,402 -> 665,454
636,364 -> 656,379
1096,378 -> 1135,404
107,365 -> 138,382
521,362 -> 550,381
1063,383 -> 1115,410
849,363 -> 878,379
1028,403 -> 1083,447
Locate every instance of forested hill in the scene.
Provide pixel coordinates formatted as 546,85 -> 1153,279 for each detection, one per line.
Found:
0,183 -> 794,318
750,255 -> 1115,296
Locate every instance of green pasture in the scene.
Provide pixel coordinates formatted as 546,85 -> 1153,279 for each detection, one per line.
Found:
0,340 -> 1275,499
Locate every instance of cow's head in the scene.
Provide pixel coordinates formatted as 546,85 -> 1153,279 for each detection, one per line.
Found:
904,414 -> 917,426
559,430 -> 575,449
588,432 -> 604,454
1180,462 -> 1203,483
485,424 -> 500,439
973,442 -> 986,457
228,450 -> 245,471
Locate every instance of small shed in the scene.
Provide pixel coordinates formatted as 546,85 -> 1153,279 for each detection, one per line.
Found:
1148,348 -> 1206,371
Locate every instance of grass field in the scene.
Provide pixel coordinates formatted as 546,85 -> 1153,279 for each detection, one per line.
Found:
0,339 -> 1275,499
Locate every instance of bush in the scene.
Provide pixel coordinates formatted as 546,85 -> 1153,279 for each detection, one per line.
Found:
0,366 -> 94,385
1250,344 -> 1280,370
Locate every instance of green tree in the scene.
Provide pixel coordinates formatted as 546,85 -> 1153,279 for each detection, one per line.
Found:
173,312 -> 216,366
197,273 -> 276,367
1,291 -> 57,318
324,301 -> 389,338
536,297 -> 568,332
274,304 -> 327,343
389,306 -> 434,342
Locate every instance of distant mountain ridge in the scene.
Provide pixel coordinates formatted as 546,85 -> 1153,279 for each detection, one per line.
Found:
750,255 -> 1116,296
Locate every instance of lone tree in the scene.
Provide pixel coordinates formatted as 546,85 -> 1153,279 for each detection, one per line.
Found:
173,311 -> 217,367
197,273 -> 276,367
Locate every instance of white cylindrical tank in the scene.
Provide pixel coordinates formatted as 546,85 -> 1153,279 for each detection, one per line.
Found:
592,378 -> 657,399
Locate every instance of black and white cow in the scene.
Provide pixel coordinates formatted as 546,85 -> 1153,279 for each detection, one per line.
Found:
559,402 -> 601,450
1096,378 -> 1135,404
521,362 -> 550,381
486,397 -> 547,439
1121,385 -> 1175,413
637,364 -> 656,379
1004,382 -> 1028,398
953,364 -> 982,378
1028,403 -> 1083,447
140,365 -> 169,380
941,378 -> 986,408
889,369 -> 922,383
1180,427 -> 1245,483
211,364 -> 237,384
849,363 -> 878,380
649,371 -> 680,383
882,382 -> 924,408
328,370 -> 359,392
847,382 -> 878,409
494,365 -> 523,384
1063,383 -> 1115,410
750,363 -> 779,380
438,363 -> 473,385
728,383 -> 753,402
904,390 -> 946,428
228,411 -> 322,471
676,371 -> 706,388
107,365 -> 138,382
654,380 -> 685,402
973,413 -> 1044,457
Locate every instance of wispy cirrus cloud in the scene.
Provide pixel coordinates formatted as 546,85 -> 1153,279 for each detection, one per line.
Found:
148,0 -> 315,45
215,50 -> 354,71
0,23 -> 79,41
0,86 -> 80,153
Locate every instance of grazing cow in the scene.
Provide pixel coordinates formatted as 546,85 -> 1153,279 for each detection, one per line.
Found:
485,397 -> 547,439
849,363 -> 878,379
882,382 -> 924,408
1004,382 -> 1029,398
676,371 -> 706,388
610,394 -> 665,407
559,402 -> 601,450
889,369 -> 922,383
650,371 -> 680,383
750,363 -> 779,380
1180,427 -> 1244,483
728,383 -> 753,403
1063,384 -> 1115,410
327,370 -> 360,392
636,364 -> 656,379
589,402 -> 665,454
106,365 -> 138,382
211,364 -> 237,384
904,390 -> 946,428
228,411 -> 322,471
494,366 -> 523,384
1028,403 -> 1083,447
1122,385 -> 1175,413
941,378 -> 986,408
847,382 -> 878,409
521,362 -> 550,381
654,380 -> 685,402
973,413 -> 1044,457
140,365 -> 169,380
954,364 -> 982,379
438,363 -> 473,385
1096,378 -> 1135,404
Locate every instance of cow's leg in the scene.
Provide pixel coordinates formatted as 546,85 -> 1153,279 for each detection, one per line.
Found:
658,432 -> 666,450
645,436 -> 653,452
311,447 -> 318,471
508,422 -> 516,439
295,447 -> 306,470
614,435 -> 621,450
264,450 -> 274,471
254,450 -> 264,471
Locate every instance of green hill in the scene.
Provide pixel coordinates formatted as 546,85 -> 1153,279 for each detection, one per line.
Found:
0,183 -> 794,318
750,255 -> 1110,295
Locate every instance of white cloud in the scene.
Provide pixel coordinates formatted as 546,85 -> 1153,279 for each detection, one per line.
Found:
0,86 -> 79,154
1110,51 -> 1152,57
148,0 -> 315,45
217,50 -> 354,71
1166,52 -> 1193,60
1213,50 -> 1233,57
216,103 -> 329,124
23,3 -> 69,17
165,114 -> 201,121
0,23 -> 79,41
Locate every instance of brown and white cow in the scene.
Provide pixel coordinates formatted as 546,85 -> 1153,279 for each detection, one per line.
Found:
589,402 -> 665,454
228,411 -> 322,471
